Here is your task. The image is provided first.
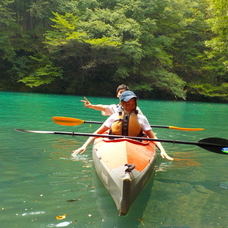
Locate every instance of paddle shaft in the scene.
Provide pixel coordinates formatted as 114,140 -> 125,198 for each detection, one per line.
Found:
83,120 -> 180,129
53,117 -> 204,131
44,131 -> 217,146
15,129 -> 227,154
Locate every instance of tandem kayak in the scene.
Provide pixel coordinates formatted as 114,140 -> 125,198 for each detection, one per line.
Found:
92,136 -> 156,215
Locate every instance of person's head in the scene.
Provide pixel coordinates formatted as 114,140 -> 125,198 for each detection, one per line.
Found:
119,91 -> 138,113
116,84 -> 129,98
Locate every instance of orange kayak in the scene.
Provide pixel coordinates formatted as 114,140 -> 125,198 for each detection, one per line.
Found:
93,136 -> 156,215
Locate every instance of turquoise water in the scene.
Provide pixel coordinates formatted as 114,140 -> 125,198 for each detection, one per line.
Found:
0,91 -> 228,228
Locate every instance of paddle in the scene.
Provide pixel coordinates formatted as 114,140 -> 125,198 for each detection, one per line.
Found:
15,129 -> 228,155
52,116 -> 205,131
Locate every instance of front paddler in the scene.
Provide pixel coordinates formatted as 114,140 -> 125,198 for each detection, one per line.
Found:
72,91 -> 173,161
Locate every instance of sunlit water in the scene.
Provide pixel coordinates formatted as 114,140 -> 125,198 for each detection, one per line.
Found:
0,91 -> 227,228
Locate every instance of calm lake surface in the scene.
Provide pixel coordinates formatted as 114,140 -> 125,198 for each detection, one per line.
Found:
0,91 -> 227,228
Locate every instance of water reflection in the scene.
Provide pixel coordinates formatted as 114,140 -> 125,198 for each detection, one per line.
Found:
92,168 -> 155,228
172,152 -> 200,168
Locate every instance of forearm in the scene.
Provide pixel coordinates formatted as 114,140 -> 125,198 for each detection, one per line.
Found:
72,135 -> 96,155
88,104 -> 106,112
81,98 -> 106,111
145,130 -> 173,161
145,130 -> 160,147
84,125 -> 109,147
82,136 -> 96,148
72,125 -> 109,155
150,133 -> 165,151
154,141 -> 165,152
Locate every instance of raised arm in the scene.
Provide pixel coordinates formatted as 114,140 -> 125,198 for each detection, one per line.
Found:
81,97 -> 106,112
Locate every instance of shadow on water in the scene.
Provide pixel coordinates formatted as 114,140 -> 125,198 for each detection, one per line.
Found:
92,169 -> 155,228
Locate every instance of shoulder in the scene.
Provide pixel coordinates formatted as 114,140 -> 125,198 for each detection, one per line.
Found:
136,106 -> 143,114
102,104 -> 119,116
137,114 -> 151,130
137,114 -> 148,120
103,113 -> 119,128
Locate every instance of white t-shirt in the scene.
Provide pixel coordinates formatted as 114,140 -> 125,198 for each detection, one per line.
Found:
103,113 -> 152,132
101,104 -> 142,116
101,104 -> 122,116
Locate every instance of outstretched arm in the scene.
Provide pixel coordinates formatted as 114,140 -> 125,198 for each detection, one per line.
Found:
81,97 -> 106,112
145,130 -> 173,161
72,125 -> 109,155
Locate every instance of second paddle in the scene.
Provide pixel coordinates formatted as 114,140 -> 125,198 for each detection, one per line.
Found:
52,116 -> 205,131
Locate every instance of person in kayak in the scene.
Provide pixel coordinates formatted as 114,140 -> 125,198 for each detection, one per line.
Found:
72,91 -> 173,161
81,84 -> 142,115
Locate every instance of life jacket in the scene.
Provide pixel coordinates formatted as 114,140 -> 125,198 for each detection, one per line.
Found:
110,111 -> 142,137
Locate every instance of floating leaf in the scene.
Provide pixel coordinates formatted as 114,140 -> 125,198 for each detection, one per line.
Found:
56,214 -> 66,220
138,218 -> 145,226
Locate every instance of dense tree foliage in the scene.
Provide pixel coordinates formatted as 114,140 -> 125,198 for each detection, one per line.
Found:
0,0 -> 227,102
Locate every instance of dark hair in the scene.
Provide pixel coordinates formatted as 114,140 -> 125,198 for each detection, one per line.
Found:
116,84 -> 129,94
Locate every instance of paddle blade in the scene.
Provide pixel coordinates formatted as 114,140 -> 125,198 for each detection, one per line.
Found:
168,126 -> 204,131
52,117 -> 84,126
197,137 -> 228,154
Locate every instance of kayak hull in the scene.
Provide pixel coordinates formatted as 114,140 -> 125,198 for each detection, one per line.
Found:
92,136 -> 156,215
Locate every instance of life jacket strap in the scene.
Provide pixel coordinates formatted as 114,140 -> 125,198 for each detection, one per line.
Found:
122,114 -> 129,136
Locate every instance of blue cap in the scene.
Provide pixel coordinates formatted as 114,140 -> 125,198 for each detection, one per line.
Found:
119,91 -> 138,102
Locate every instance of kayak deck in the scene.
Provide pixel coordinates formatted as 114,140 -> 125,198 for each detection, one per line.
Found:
93,136 -> 156,215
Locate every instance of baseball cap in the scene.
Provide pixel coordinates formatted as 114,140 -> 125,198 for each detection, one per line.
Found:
119,91 -> 138,102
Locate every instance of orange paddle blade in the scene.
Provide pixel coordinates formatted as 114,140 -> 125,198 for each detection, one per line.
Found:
52,117 -> 84,126
168,126 -> 204,131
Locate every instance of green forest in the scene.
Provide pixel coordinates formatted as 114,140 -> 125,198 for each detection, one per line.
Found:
0,0 -> 228,102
